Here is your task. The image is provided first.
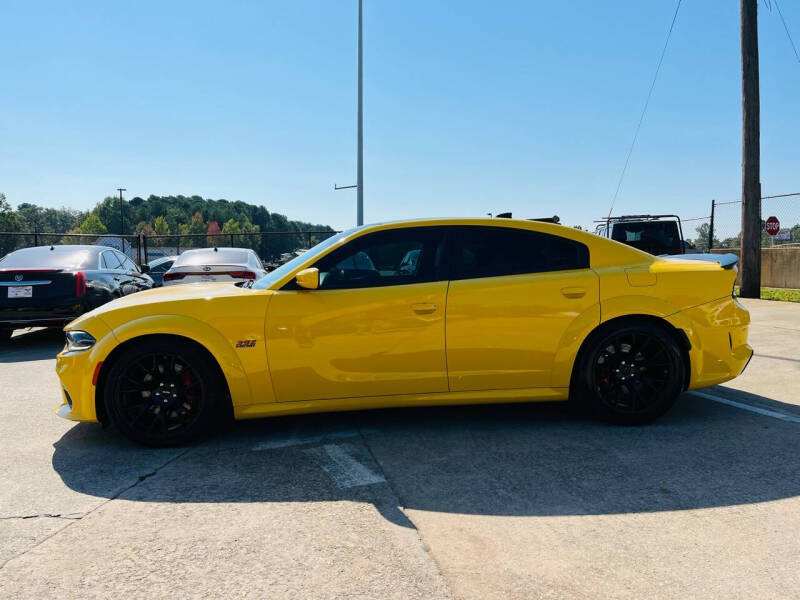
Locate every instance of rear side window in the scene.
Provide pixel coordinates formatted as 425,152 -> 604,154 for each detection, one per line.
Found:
121,256 -> 138,272
451,227 -> 589,280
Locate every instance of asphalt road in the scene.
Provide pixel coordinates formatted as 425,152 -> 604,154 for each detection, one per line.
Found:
1,298 -> 799,599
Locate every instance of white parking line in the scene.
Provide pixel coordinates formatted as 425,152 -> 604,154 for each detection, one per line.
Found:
304,443 -> 386,488
251,429 -> 358,451
690,390 -> 800,424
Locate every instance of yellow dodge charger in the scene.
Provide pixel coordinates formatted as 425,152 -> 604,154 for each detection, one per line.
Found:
55,218 -> 752,445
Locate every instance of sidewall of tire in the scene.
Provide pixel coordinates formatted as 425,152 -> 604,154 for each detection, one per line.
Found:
104,339 -> 224,446
574,322 -> 685,425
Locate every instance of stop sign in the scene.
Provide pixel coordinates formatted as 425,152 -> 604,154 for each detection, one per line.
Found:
766,216 -> 780,236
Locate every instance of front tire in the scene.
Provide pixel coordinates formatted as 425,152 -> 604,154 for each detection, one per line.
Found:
573,322 -> 685,425
103,339 -> 224,446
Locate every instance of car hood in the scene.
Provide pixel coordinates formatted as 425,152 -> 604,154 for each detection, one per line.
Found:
68,283 -> 272,331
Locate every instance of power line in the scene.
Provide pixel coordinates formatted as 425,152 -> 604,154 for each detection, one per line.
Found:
606,0 -> 683,219
773,0 -> 800,64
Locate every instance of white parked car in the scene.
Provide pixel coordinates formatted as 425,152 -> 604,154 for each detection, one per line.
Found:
162,248 -> 268,286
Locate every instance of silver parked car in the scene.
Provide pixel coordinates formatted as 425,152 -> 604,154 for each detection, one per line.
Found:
162,248 -> 267,286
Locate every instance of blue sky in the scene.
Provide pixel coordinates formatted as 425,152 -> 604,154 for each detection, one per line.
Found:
1,1 -> 798,232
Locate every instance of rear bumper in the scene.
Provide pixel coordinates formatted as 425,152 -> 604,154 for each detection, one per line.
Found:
669,296 -> 753,390
0,304 -> 84,329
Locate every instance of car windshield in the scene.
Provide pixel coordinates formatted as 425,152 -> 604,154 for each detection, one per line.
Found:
173,248 -> 250,267
252,230 -> 352,290
0,246 -> 97,269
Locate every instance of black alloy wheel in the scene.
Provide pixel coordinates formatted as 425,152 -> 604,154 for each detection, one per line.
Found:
574,322 -> 685,424
104,340 -> 223,446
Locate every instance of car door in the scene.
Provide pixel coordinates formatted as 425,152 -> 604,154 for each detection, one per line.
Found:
266,227 -> 448,402
445,226 -> 600,391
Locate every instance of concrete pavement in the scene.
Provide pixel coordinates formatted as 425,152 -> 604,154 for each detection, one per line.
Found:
1,298 -> 799,599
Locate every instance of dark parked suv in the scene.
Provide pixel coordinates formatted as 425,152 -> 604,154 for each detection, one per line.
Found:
595,215 -> 685,256
0,245 -> 153,341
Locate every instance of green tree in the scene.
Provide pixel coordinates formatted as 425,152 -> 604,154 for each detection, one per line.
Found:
692,223 -> 719,253
153,215 -> 171,236
63,213 -> 107,244
0,193 -> 21,255
75,213 -> 108,235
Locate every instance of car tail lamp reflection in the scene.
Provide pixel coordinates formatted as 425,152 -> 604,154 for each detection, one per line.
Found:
75,271 -> 87,297
163,272 -> 184,282
229,271 -> 256,279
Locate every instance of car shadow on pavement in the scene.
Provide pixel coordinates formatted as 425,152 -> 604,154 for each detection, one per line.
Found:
0,328 -> 63,362
52,390 -> 800,527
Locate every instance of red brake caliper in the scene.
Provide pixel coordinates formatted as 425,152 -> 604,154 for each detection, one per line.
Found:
182,371 -> 196,405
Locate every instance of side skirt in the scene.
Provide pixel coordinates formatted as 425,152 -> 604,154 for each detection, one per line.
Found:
233,387 -> 569,420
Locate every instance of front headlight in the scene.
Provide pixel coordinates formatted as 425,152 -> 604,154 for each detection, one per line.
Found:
65,330 -> 96,352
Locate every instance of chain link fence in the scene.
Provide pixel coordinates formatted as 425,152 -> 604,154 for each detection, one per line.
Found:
710,193 -> 800,249
0,230 -> 338,269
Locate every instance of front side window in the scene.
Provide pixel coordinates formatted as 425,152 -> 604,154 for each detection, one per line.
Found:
451,226 -> 589,280
311,227 -> 444,289
121,256 -> 138,272
102,251 -> 123,270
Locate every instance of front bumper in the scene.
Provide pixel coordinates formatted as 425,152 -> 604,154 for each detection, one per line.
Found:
54,318 -> 115,423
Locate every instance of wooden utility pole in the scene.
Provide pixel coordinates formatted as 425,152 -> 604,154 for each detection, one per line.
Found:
739,0 -> 761,298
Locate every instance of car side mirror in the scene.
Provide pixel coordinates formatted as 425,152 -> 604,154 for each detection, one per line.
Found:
295,267 -> 319,290
139,264 -> 150,274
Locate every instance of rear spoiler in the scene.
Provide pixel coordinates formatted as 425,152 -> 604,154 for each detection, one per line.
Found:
666,253 -> 739,269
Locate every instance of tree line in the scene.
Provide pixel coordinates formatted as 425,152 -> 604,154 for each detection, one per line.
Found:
0,193 -> 336,260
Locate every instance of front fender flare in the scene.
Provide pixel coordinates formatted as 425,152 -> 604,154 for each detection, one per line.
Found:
102,314 -> 254,407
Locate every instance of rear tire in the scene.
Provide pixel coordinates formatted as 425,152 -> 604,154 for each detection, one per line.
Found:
573,321 -> 684,425
103,339 -> 224,446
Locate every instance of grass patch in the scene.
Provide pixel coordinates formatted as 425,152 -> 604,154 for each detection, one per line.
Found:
735,286 -> 800,302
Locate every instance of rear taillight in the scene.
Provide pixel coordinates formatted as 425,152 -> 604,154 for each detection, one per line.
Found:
163,272 -> 185,282
228,271 -> 256,280
75,271 -> 87,297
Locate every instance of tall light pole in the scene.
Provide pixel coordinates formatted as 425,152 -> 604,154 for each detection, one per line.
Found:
334,0 -> 364,226
117,188 -> 126,253
356,0 -> 364,226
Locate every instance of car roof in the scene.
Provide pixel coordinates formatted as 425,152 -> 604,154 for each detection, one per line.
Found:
8,244 -> 107,255
263,217 -> 655,290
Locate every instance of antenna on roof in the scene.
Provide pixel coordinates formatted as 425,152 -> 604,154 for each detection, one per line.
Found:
50,245 -> 54,251
214,246 -> 218,252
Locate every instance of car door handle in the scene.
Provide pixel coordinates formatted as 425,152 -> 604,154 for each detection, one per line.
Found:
560,286 -> 586,299
412,303 -> 437,314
